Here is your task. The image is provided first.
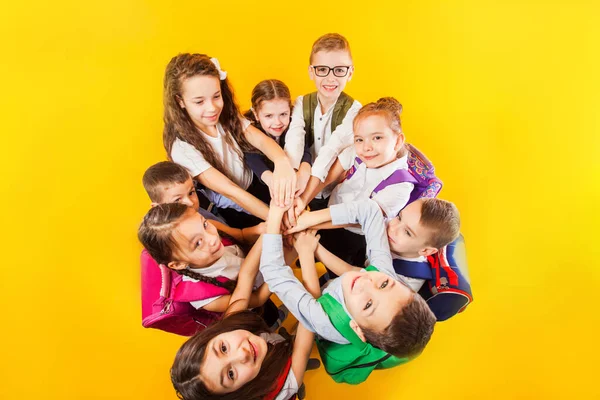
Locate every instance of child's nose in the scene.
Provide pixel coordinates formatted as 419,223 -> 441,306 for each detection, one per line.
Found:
181,197 -> 194,207
234,346 -> 252,364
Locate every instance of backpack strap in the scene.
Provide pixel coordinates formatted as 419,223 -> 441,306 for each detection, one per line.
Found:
331,92 -> 354,132
171,273 -> 231,302
428,253 -> 459,287
370,169 -> 418,197
302,92 -> 318,148
344,157 -> 363,181
392,258 -> 433,281
317,294 -> 367,348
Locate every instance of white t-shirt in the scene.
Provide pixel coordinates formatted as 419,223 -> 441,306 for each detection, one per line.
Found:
170,119 -> 253,212
184,244 -> 265,309
259,332 -> 299,400
329,152 -> 414,233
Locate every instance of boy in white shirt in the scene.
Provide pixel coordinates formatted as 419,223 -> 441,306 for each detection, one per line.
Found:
284,33 -> 362,212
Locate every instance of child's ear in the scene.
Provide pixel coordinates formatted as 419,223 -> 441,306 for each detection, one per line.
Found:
419,247 -> 438,257
176,95 -> 185,109
347,66 -> 355,81
251,108 -> 259,121
394,133 -> 406,151
349,320 -> 367,342
308,65 -> 315,81
167,261 -> 188,271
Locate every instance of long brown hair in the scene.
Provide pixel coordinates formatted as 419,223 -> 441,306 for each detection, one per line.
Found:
138,203 -> 236,292
163,53 -> 255,182
171,311 -> 293,400
243,79 -> 292,131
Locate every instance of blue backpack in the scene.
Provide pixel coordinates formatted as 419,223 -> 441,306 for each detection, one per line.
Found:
393,234 -> 473,321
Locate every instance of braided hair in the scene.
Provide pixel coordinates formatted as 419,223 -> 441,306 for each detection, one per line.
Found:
138,203 -> 236,292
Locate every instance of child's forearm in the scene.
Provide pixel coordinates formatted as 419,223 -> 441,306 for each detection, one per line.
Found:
202,295 -> 232,313
248,284 -> 271,308
266,207 -> 286,234
299,175 -> 323,206
311,221 -> 359,231
315,243 -> 360,275
298,250 -> 321,298
211,220 -> 245,243
290,324 -> 315,388
226,237 -> 263,315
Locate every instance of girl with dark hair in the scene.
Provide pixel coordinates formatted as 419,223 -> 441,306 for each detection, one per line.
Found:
243,80 -> 313,199
138,203 -> 272,313
163,54 -> 296,229
171,311 -> 314,400
170,201 -> 317,400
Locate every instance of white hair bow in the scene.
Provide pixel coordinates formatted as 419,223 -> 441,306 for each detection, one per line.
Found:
210,57 -> 228,81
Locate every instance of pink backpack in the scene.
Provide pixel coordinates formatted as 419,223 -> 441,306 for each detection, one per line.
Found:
141,249 -> 231,336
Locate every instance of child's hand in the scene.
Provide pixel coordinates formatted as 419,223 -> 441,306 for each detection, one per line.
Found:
272,159 -> 296,207
295,162 -> 312,198
285,196 -> 307,229
266,199 -> 292,234
293,229 -> 320,254
261,171 -> 274,195
285,210 -> 314,234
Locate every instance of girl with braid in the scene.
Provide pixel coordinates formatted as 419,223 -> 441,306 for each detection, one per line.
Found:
138,202 -> 272,313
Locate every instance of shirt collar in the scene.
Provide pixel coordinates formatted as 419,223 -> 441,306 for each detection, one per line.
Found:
359,154 -> 408,181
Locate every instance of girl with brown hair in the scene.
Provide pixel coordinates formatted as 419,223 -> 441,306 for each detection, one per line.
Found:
138,203 -> 272,313
163,54 -> 296,229
170,200 -> 318,400
243,80 -> 313,198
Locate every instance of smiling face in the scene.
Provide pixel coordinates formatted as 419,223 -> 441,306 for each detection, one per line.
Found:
154,177 -> 199,210
341,270 -> 412,334
199,329 -> 269,394
309,50 -> 353,103
354,114 -> 404,168
387,199 -> 438,258
168,209 -> 225,270
254,99 -> 291,137
178,75 -> 224,131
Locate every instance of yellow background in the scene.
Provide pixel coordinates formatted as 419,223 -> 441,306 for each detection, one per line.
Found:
1,0 -> 599,399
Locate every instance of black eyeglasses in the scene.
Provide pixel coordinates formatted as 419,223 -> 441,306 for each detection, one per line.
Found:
311,65 -> 352,77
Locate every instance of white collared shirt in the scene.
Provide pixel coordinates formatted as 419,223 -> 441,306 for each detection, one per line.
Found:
329,152 -> 414,233
391,253 -> 427,292
284,95 -> 362,189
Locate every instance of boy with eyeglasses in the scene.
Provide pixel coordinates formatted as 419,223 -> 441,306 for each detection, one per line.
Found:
284,33 -> 362,213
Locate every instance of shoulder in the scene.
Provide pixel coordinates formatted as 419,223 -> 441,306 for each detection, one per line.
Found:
170,138 -> 202,159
